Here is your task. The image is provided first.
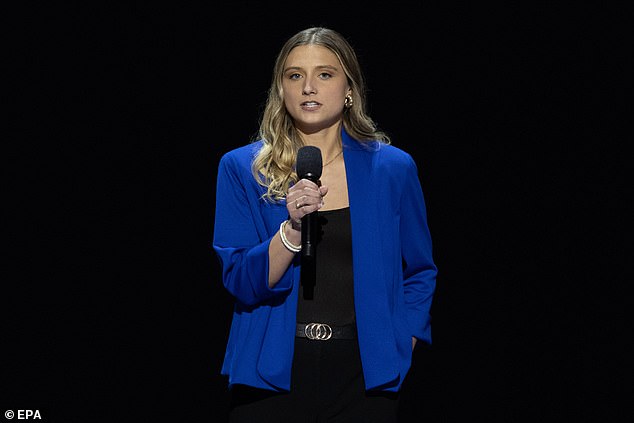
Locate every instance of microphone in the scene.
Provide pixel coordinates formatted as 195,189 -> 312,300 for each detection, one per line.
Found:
295,146 -> 322,259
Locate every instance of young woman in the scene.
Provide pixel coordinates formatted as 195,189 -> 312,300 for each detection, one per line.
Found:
213,27 -> 437,422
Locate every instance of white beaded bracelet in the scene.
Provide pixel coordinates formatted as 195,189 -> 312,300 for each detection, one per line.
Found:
279,220 -> 301,253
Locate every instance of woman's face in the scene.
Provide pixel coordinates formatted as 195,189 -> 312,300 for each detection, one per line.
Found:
282,44 -> 350,134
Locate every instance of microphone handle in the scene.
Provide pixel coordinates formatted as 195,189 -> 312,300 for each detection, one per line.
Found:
301,212 -> 317,259
299,174 -> 320,259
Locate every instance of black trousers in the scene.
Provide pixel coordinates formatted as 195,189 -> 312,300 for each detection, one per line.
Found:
229,337 -> 400,423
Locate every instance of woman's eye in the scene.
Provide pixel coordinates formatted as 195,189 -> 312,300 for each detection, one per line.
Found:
319,73 -> 332,79
289,73 -> 301,80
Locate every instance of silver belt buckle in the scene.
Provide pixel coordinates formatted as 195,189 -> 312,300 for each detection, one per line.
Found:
304,323 -> 333,341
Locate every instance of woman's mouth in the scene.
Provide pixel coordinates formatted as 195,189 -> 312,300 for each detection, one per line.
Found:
301,101 -> 321,111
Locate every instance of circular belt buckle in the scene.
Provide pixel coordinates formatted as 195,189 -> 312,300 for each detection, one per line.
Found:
304,323 -> 332,341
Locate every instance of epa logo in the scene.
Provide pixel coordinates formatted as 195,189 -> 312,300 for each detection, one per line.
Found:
4,410 -> 42,420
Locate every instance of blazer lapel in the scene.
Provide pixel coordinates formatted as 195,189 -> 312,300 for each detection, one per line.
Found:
342,129 -> 400,387
342,130 -> 388,312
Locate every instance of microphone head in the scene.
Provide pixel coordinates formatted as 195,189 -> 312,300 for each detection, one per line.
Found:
296,146 -> 323,180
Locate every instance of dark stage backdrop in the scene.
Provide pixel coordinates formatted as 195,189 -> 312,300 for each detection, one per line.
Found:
5,2 -> 630,422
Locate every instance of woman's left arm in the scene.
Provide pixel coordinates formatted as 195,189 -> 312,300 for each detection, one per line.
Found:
399,153 -> 438,349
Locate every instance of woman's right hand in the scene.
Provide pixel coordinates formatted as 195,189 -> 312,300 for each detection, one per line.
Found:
286,179 -> 329,230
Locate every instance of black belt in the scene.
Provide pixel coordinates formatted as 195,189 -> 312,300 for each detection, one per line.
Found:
296,322 -> 357,341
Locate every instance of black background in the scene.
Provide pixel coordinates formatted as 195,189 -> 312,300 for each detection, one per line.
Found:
4,2 -> 630,422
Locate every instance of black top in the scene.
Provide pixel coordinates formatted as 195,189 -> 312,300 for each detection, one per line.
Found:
296,207 -> 355,326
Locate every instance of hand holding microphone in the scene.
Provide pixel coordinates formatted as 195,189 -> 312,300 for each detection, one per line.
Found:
285,146 -> 328,258
287,180 -> 327,224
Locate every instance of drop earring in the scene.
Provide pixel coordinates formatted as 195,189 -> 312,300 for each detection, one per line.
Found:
344,94 -> 353,108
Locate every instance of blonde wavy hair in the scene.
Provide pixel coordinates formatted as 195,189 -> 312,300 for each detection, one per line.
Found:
251,27 -> 391,202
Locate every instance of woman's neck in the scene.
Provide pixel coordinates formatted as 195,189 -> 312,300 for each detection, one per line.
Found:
299,124 -> 343,164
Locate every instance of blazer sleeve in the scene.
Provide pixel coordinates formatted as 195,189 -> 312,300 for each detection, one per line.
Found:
212,152 -> 294,306
400,153 -> 438,343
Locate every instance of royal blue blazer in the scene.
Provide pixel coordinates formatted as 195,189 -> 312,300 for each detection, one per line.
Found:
213,128 -> 437,392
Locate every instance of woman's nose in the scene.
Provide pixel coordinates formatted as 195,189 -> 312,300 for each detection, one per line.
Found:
302,79 -> 316,95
